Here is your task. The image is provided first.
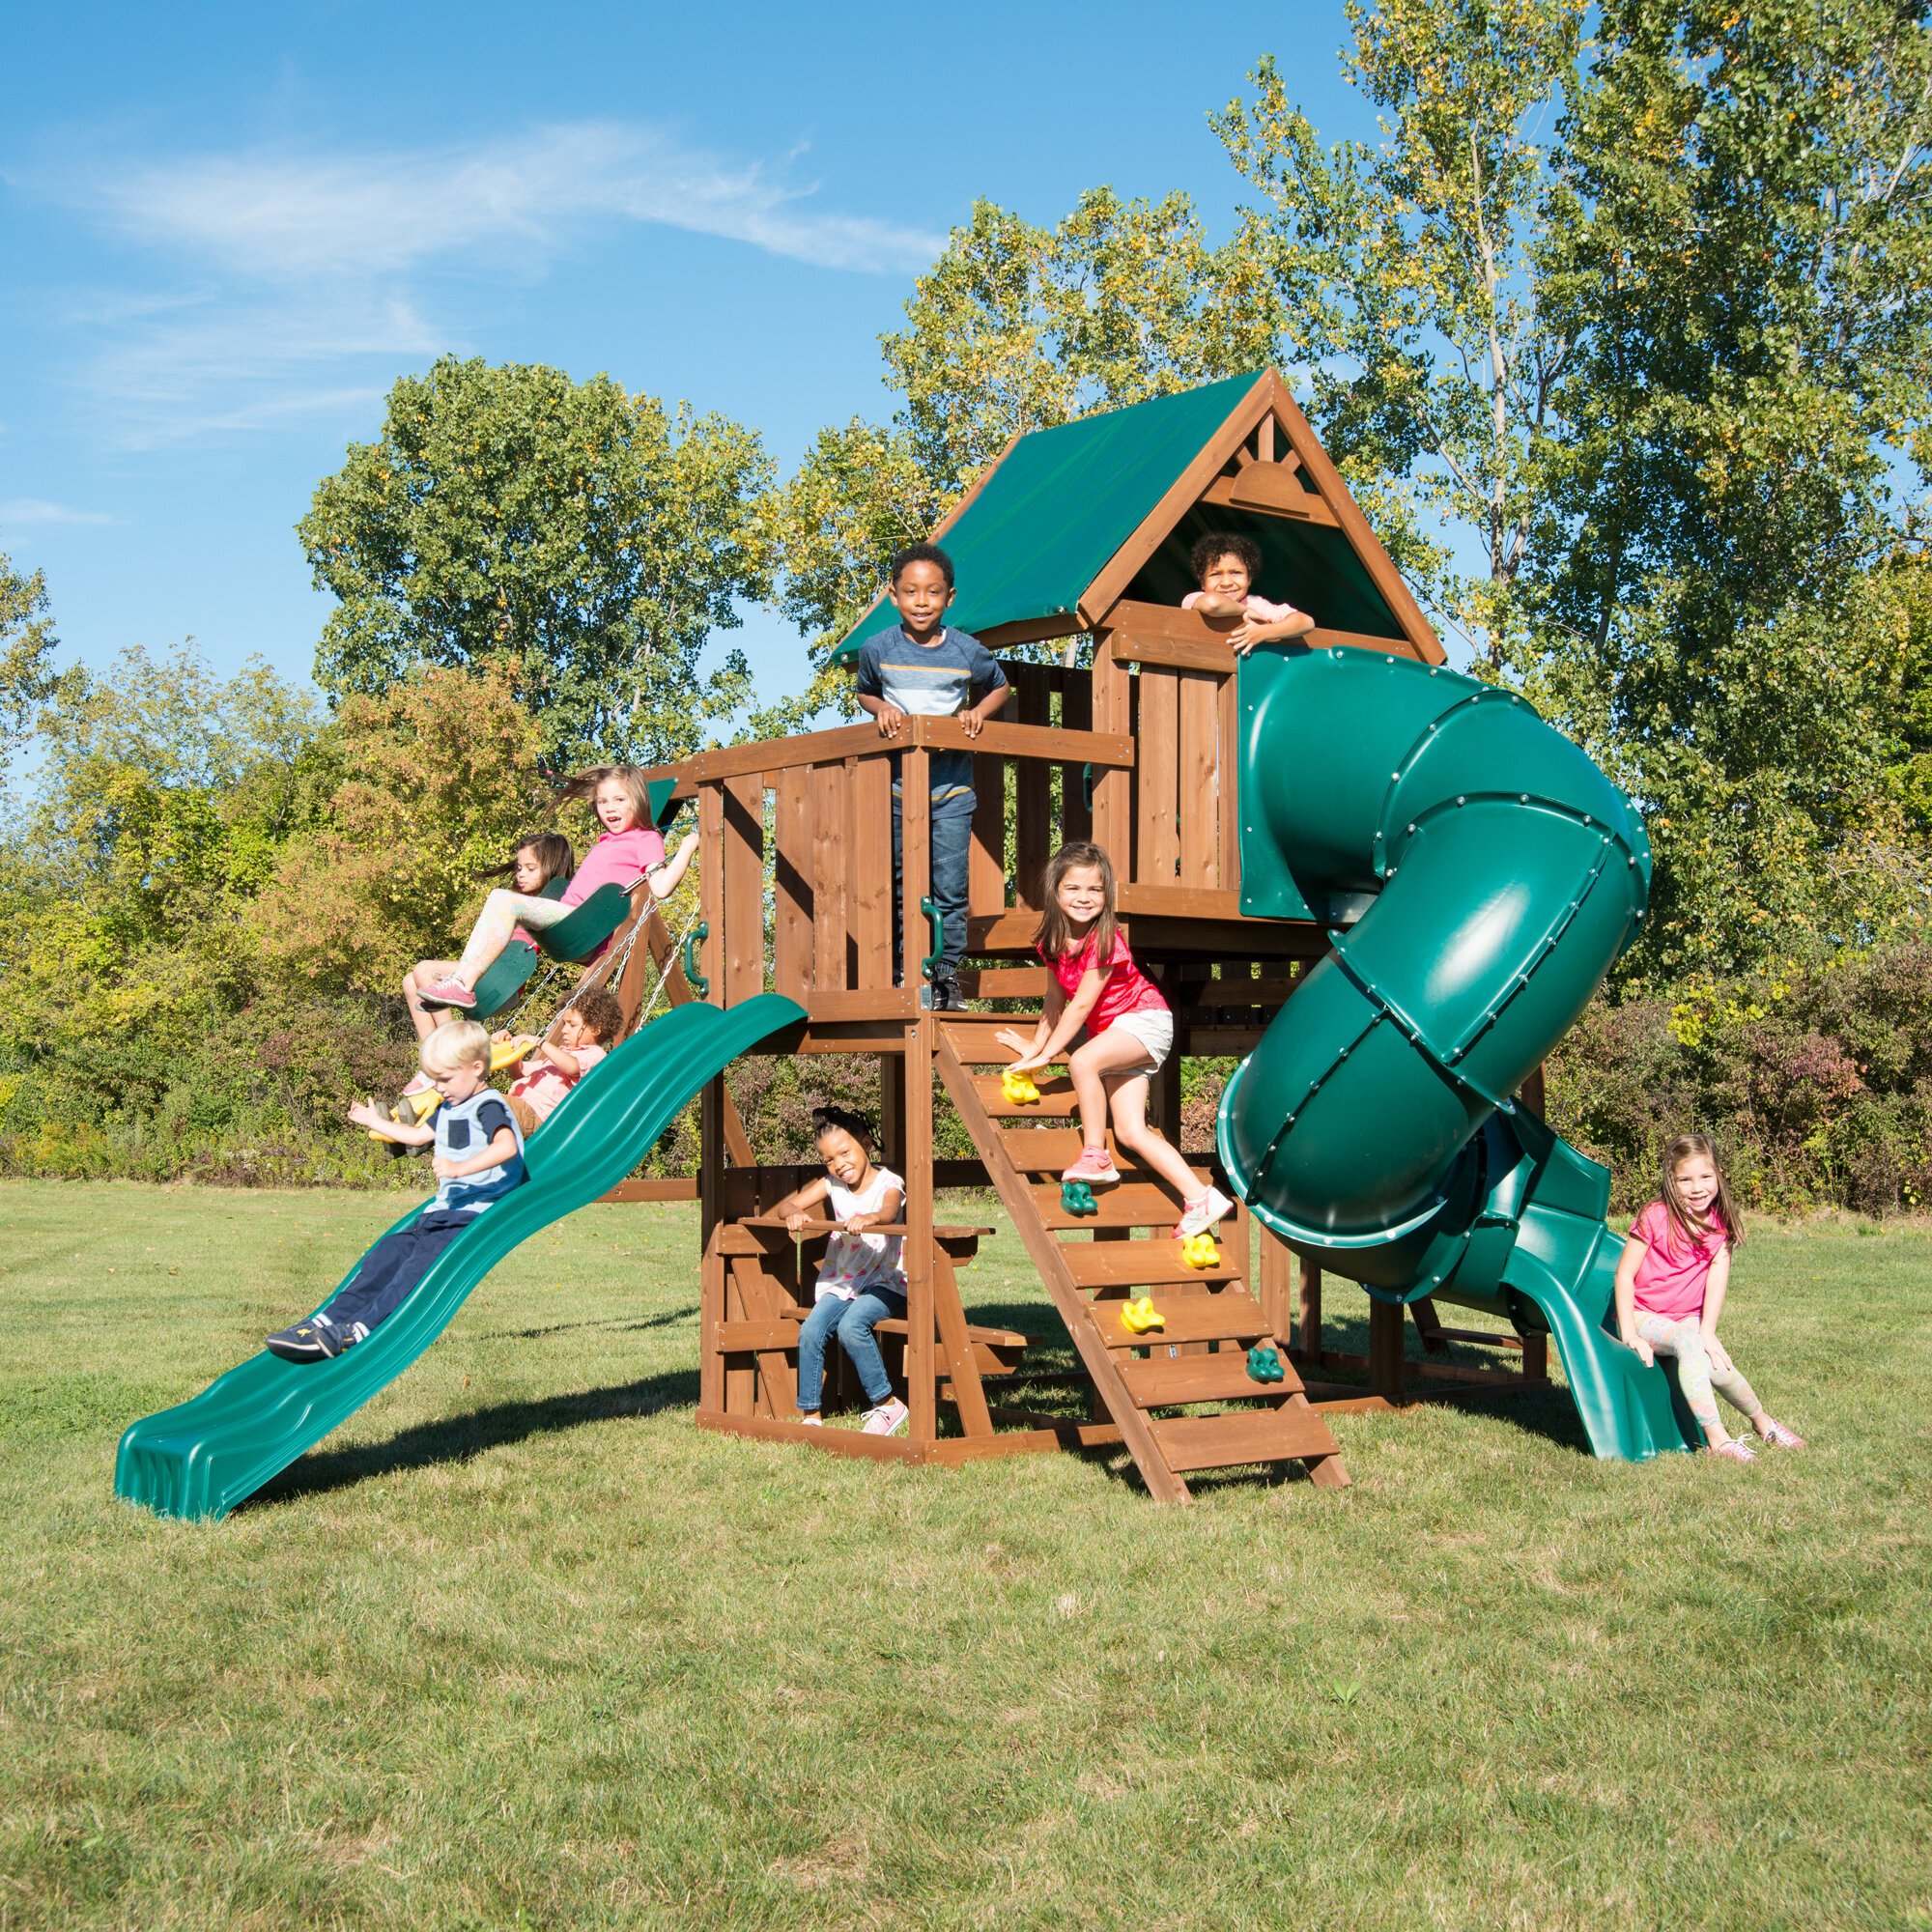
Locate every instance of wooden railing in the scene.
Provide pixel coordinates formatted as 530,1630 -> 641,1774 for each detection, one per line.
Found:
644,611 -> 1362,1016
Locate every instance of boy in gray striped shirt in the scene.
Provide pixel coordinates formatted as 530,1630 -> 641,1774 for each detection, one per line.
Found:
853,544 -> 1009,1009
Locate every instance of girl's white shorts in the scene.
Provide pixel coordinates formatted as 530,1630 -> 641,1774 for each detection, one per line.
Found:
1093,1007 -> 1174,1080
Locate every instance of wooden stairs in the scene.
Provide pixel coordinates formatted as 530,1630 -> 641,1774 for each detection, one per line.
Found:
936,1021 -> 1349,1500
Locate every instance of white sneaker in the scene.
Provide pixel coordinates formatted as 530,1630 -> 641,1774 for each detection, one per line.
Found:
798,1414 -> 823,1427
1176,1186 -> 1235,1239
861,1397 -> 909,1436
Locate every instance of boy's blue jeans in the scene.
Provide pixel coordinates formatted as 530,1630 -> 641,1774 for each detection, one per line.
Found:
796,1285 -> 907,1410
892,790 -> 975,981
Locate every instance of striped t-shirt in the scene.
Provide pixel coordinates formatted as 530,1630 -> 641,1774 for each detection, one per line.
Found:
853,625 -> 1008,804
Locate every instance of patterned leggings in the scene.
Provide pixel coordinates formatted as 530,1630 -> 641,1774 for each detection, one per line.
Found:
456,891 -> 576,982
1636,1314 -> 1762,1429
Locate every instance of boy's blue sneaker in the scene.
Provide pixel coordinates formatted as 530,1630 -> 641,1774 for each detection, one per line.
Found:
265,1319 -> 331,1362
265,1315 -> 366,1363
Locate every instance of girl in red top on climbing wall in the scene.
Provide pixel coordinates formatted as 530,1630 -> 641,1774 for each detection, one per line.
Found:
998,840 -> 1235,1238
411,764 -> 700,1020
1613,1132 -> 1805,1463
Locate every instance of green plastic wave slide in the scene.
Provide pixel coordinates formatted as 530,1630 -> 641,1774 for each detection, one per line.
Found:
1218,645 -> 1700,1461
116,995 -> 805,1520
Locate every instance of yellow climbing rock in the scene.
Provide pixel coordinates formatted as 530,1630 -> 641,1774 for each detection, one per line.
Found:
1121,1295 -> 1166,1334
1180,1232 -> 1220,1269
1002,1065 -> 1041,1106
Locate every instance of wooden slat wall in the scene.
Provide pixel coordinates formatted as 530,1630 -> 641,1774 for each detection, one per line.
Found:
1012,665 -> 1052,908
970,750 -> 1006,917
1061,669 -> 1094,847
1178,670 -> 1219,890
1138,668 -> 1179,886
773,768 -> 812,1007
810,764 -> 845,993
723,773 -> 765,1007
851,756 -> 893,988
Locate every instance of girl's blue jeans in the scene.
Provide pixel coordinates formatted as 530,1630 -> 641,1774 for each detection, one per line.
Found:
796,1285 -> 907,1410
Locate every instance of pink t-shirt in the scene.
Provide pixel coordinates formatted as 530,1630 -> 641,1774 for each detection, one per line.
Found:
514,824 -> 667,954
509,1040 -> 607,1124
1182,589 -> 1298,623
1628,1200 -> 1729,1321
1040,931 -> 1167,1033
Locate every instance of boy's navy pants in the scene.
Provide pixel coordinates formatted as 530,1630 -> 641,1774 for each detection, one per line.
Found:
322,1209 -> 473,1333
892,791 -> 975,980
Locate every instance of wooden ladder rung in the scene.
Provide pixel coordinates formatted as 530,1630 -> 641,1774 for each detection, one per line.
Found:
1059,1242 -> 1243,1289
1115,1350 -> 1309,1408
1028,1179 -> 1188,1229
1147,1406 -> 1341,1472
1094,1290 -> 1273,1349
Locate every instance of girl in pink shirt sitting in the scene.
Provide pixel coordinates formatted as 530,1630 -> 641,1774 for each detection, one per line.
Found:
1613,1133 -> 1804,1463
1181,533 -> 1315,655
997,841 -> 1235,1240
413,764 -> 699,1014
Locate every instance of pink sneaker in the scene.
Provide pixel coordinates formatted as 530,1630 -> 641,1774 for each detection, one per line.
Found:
861,1397 -> 909,1436
401,1073 -> 434,1096
1174,1186 -> 1235,1239
417,980 -> 475,1009
1757,1416 -> 1805,1450
1061,1146 -> 1121,1186
1710,1437 -> 1756,1463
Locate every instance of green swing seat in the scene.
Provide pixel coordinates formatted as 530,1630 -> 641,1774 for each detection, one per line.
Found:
467,882 -> 636,1021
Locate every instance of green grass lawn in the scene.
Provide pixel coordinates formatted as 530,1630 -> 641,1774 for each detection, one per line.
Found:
1,1180 -> 1926,1930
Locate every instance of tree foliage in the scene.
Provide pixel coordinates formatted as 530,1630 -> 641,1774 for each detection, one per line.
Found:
258,661 -> 553,997
300,355 -> 772,770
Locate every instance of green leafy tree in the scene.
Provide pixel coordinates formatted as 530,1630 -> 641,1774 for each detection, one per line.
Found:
300,355 -> 773,769
768,190 -> 1274,674
1213,0 -> 1588,653
257,660 -> 553,996
0,643 -> 334,1100
1512,0 -> 1932,978
0,544 -> 76,789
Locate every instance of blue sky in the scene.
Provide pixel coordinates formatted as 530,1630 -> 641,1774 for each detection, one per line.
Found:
2,1 -> 1377,711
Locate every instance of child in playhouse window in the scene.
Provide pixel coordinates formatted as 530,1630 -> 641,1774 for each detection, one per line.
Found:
1182,532 -> 1315,655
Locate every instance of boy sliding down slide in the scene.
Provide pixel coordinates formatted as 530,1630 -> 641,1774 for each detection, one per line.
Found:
265,1021 -> 524,1362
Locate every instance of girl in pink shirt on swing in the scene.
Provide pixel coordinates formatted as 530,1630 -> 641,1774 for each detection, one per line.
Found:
408,764 -> 698,1024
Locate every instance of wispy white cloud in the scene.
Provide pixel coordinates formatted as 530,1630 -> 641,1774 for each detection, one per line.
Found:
0,497 -> 114,526
86,122 -> 945,279
15,122 -> 945,447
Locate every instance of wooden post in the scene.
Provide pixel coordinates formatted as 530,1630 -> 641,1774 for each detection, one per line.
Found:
1298,1256 -> 1322,1360
698,1074 -> 724,1412
1258,1227 -> 1295,1344
904,1017 -> 937,1443
880,1053 -> 907,1171
1370,1295 -> 1405,1400
697,782 -> 724,1005
902,747 -> 932,997
1521,1330 -> 1548,1381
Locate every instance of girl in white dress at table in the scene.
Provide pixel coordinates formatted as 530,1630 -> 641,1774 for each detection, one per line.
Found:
769,1107 -> 910,1437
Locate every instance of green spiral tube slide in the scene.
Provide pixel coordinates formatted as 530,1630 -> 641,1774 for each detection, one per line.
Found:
116,995 -> 805,1520
1217,647 -> 1699,1460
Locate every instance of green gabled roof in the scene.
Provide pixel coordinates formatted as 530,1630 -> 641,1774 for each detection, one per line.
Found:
830,372 -> 1262,665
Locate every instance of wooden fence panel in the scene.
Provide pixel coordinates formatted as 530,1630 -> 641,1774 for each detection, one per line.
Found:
773,766 -> 812,1005
1178,669 -> 1219,890
810,763 -> 847,992
1137,668 -> 1179,888
1013,665 -> 1052,908
723,772 -> 765,1007
971,751 -> 1007,916
851,755 -> 894,987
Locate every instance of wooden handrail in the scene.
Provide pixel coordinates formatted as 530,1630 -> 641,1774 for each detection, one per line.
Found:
632,714 -> 1134,802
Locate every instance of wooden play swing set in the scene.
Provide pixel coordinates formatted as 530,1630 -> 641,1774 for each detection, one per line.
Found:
497,370 -> 1557,1505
